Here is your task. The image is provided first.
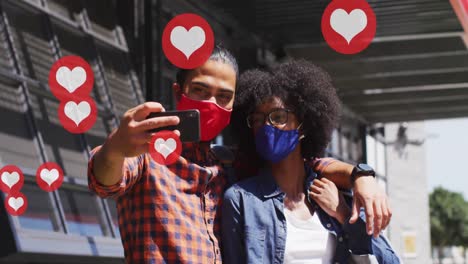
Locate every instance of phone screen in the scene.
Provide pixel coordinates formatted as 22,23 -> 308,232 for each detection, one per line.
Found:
146,110 -> 200,142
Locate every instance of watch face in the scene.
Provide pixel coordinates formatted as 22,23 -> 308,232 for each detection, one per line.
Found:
358,163 -> 374,171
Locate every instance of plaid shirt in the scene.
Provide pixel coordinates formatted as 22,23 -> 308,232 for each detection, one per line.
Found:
88,143 -> 336,263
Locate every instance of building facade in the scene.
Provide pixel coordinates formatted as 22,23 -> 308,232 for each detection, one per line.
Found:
0,0 -> 424,263
385,122 -> 432,264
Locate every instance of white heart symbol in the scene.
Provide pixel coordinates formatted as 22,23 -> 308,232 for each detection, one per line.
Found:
40,168 -> 59,186
64,101 -> 91,126
8,197 -> 24,211
154,138 -> 177,159
1,172 -> 20,189
170,26 -> 206,59
56,66 -> 87,93
330,9 -> 367,44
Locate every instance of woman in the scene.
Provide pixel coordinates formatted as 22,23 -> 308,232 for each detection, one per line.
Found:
222,60 -> 400,264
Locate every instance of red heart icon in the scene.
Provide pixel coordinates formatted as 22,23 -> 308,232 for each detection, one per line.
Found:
321,0 -> 376,54
36,162 -> 64,192
48,55 -> 94,101
5,191 -> 28,216
0,165 -> 24,194
149,131 -> 182,165
162,13 -> 215,69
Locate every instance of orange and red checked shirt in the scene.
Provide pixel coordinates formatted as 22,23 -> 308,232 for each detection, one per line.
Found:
88,143 -> 336,264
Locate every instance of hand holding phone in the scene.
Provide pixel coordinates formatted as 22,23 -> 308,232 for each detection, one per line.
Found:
101,102 -> 180,159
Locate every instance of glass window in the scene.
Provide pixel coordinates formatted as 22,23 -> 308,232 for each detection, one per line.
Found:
0,16 -> 14,73
47,0 -> 82,22
97,44 -> 141,118
59,188 -> 104,236
52,22 -> 117,148
0,79 -> 41,169
29,92 -> 88,179
106,199 -> 120,237
18,181 -> 57,232
4,2 -> 55,84
82,0 -> 117,41
52,21 -> 106,104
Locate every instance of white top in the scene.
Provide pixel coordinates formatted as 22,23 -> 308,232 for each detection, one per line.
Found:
283,208 -> 336,264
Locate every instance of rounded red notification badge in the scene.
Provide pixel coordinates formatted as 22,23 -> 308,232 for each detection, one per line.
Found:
49,55 -> 94,101
36,162 -> 64,192
5,191 -> 28,216
149,131 -> 182,165
162,13 -> 215,69
58,97 -> 97,134
321,0 -> 376,54
0,165 -> 24,194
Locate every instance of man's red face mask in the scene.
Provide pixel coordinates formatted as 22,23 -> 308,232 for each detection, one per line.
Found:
176,94 -> 232,142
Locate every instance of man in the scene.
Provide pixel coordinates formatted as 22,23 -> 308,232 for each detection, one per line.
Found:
88,46 -> 390,263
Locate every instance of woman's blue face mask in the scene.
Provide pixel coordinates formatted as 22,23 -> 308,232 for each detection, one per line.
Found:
254,124 -> 303,163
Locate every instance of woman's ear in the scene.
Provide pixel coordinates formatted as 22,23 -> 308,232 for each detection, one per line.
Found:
173,82 -> 182,102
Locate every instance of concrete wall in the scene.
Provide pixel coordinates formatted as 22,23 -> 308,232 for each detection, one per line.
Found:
385,122 -> 432,264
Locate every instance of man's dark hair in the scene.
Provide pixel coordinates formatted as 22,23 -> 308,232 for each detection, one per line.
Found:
232,59 -> 341,161
176,44 -> 239,86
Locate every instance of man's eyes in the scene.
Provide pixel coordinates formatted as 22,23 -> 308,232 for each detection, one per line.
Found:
218,93 -> 233,101
190,87 -> 232,103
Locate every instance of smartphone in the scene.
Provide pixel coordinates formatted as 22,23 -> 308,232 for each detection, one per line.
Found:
146,110 -> 200,142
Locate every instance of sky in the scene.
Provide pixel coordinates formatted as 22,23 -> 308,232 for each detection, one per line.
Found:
425,117 -> 468,200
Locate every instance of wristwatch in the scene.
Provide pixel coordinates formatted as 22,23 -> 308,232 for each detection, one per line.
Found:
351,163 -> 375,184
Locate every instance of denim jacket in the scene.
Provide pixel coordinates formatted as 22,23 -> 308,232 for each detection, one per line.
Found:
221,165 -> 400,264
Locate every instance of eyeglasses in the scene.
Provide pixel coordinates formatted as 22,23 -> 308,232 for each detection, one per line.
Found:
247,108 -> 293,128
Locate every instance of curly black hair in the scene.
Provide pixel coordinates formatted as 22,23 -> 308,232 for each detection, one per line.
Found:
232,59 -> 341,163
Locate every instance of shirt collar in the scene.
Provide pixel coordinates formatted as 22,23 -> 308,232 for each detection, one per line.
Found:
259,163 -> 317,199
181,142 -> 216,165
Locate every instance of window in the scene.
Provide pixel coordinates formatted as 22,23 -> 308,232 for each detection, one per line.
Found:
0,0 -> 140,251
97,44 -> 142,117
4,3 -> 54,84
0,16 -> 14,73
0,79 -> 41,169
29,91 -> 88,179
52,21 -> 117,148
18,181 -> 57,232
82,0 -> 117,42
106,199 -> 120,237
47,0 -> 82,22
59,188 -> 104,236
52,21 -> 107,104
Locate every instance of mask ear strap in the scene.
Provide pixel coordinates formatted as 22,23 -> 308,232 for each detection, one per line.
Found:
297,123 -> 306,140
